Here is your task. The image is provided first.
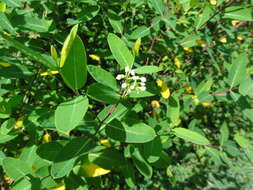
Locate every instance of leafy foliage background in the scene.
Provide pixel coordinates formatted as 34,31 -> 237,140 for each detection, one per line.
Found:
0,0 -> 253,189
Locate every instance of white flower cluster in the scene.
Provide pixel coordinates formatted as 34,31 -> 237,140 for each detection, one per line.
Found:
116,66 -> 147,96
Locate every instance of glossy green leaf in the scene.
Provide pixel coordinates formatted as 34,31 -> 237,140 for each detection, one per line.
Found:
173,128 -> 210,145
149,0 -> 165,15
167,95 -> 180,125
219,123 -> 229,146
224,6 -> 253,21
55,96 -> 89,133
0,32 -> 53,68
243,109 -> 253,123
88,149 -> 126,170
60,35 -> 87,90
107,33 -> 134,69
133,66 -> 162,74
106,120 -> 156,143
0,64 -> 34,78
195,79 -> 213,95
143,136 -> 162,163
129,26 -> 150,39
239,77 -> 253,98
2,157 -> 33,180
87,83 -> 120,104
51,136 -> 95,178
11,178 -> 31,190
228,53 -> 248,88
132,147 -> 152,178
0,12 -> 16,34
60,25 -> 78,68
87,65 -> 118,90
119,162 -> 136,188
37,141 -> 65,162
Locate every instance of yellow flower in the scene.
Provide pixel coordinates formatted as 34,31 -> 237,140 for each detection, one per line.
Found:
174,58 -> 181,69
219,37 -> 227,43
184,85 -> 193,94
13,116 -> 25,129
51,45 -> 58,61
81,163 -> 110,177
231,20 -> 239,26
151,100 -> 160,108
100,139 -> 112,148
0,2 -> 6,12
0,62 -> 11,67
89,54 -> 100,62
237,36 -> 243,41
51,183 -> 66,190
197,40 -> 206,47
201,102 -> 212,107
157,80 -> 170,99
162,56 -> 168,62
40,70 -> 59,76
183,47 -> 193,53
43,133 -> 52,144
210,0 -> 216,5
192,96 -> 200,105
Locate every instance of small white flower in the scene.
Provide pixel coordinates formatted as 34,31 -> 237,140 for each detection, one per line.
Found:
121,83 -> 127,89
132,76 -> 139,80
116,74 -> 124,80
125,66 -> 130,73
140,82 -> 146,86
139,86 -> 146,91
130,70 -> 135,76
140,77 -> 146,82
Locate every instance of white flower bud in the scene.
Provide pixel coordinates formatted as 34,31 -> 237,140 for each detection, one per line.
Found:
140,77 -> 146,82
132,76 -> 139,80
130,70 -> 135,76
121,83 -> 127,89
125,66 -> 130,73
139,86 -> 146,91
116,74 -> 124,80
140,82 -> 146,86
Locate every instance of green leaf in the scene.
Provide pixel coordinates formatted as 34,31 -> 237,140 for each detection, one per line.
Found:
243,109 -> 253,123
149,0 -> 165,15
129,26 -> 150,39
106,120 -> 156,143
60,25 -> 78,68
107,33 -> 134,69
143,136 -> 162,163
87,83 -> 120,104
228,53 -> 248,88
55,96 -> 89,133
0,12 -> 16,34
234,134 -> 251,148
51,137 -> 95,178
133,66 -> 162,74
60,35 -> 87,90
224,6 -> 253,21
219,123 -> 229,146
180,34 -> 200,48
2,157 -> 33,180
119,162 -> 136,188
239,77 -> 253,98
88,149 -> 126,170
173,128 -> 210,145
108,10 -> 123,34
132,147 -> 152,178
195,6 -> 213,30
167,95 -> 180,125
195,79 -> 213,95
17,15 -> 52,33
0,64 -> 34,78
11,178 -> 31,190
0,32 -> 53,68
37,141 -> 65,162
1,0 -> 22,7
87,65 -> 118,90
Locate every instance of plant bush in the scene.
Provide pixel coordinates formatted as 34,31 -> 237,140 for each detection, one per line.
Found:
0,0 -> 253,189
